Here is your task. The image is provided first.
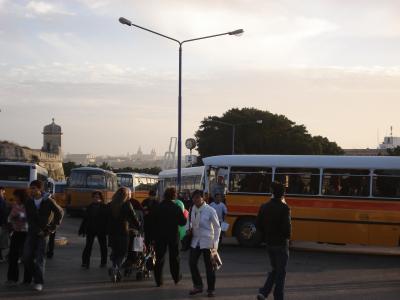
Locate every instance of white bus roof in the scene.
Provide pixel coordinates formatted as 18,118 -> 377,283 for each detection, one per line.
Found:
0,161 -> 48,173
159,166 -> 205,178
116,172 -> 158,179
202,155 -> 400,170
71,167 -> 115,174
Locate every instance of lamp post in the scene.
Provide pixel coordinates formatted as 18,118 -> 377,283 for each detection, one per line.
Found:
119,17 -> 243,193
207,119 -> 263,154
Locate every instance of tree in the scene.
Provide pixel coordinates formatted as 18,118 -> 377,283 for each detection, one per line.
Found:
195,108 -> 343,158
62,161 -> 80,177
387,146 -> 400,156
113,167 -> 162,175
99,162 -> 112,171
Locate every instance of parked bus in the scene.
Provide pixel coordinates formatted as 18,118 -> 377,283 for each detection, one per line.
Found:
158,166 -> 205,197
53,181 -> 68,208
202,155 -> 400,247
0,162 -> 51,201
116,173 -> 158,202
65,167 -> 118,213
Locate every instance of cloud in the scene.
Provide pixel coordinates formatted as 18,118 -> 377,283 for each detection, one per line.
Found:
25,1 -> 74,17
0,62 -> 176,85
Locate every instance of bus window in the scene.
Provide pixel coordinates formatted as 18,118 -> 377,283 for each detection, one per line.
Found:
69,172 -> 86,188
37,172 -> 48,183
275,168 -> 320,195
229,167 -> 272,194
112,176 -> 118,191
55,184 -> 66,193
0,165 -> 30,181
322,169 -> 370,197
87,173 -> 106,189
373,170 -> 400,198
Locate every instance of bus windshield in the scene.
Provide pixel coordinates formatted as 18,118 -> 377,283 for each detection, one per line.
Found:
0,165 -> 31,182
117,174 -> 133,188
69,171 -> 106,188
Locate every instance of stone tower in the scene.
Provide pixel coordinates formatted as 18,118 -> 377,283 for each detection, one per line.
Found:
42,118 -> 62,155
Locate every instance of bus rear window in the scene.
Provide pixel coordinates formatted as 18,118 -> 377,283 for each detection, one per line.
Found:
0,165 -> 30,181
69,171 -> 106,189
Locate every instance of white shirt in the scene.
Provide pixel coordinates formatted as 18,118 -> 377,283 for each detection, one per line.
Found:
34,197 -> 43,209
209,202 -> 227,222
190,204 -> 221,250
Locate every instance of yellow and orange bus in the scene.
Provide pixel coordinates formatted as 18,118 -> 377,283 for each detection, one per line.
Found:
116,173 -> 158,202
203,155 -> 400,247
65,167 -> 118,213
0,162 -> 51,202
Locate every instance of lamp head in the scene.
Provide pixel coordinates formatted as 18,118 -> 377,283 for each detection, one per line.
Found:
229,29 -> 244,36
119,17 -> 132,26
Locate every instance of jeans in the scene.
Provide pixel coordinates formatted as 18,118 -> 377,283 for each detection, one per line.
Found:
259,245 -> 289,300
109,235 -> 128,269
47,232 -> 55,257
154,239 -> 181,286
23,234 -> 49,284
7,231 -> 27,282
189,247 -> 215,292
82,233 -> 108,266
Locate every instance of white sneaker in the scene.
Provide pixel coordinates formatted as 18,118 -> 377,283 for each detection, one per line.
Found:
33,284 -> 43,291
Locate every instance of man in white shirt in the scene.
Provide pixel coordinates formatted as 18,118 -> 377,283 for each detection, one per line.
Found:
189,190 -> 221,298
209,193 -> 227,223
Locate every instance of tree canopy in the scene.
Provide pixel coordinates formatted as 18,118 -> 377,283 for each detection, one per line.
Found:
195,108 -> 343,158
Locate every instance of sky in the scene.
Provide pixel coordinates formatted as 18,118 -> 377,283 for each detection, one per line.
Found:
1,0 -> 400,156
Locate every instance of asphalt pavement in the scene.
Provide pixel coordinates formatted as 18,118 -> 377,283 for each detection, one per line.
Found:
0,216 -> 399,300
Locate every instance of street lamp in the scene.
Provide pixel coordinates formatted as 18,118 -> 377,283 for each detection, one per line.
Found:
206,119 -> 263,154
119,17 -> 243,193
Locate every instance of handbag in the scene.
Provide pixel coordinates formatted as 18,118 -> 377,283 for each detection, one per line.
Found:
211,249 -> 222,271
181,208 -> 193,251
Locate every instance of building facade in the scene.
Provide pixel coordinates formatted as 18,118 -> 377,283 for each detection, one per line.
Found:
0,119 -> 65,180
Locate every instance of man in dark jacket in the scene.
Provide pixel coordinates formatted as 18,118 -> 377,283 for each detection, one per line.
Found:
79,191 -> 108,268
153,187 -> 187,287
0,186 -> 9,262
23,180 -> 64,292
256,181 -> 291,300
142,190 -> 159,246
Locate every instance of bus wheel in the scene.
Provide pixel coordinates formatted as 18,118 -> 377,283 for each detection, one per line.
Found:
235,218 -> 262,247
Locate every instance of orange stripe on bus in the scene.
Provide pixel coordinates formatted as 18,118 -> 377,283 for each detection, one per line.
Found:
227,198 -> 400,214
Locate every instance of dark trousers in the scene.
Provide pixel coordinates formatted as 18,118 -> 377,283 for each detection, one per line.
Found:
82,233 -> 107,266
189,247 -> 215,292
259,246 -> 289,300
23,234 -> 48,284
47,232 -> 55,257
154,239 -> 181,286
7,232 -> 27,282
109,235 -> 128,269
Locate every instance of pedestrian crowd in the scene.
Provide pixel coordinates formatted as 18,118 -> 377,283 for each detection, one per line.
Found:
0,180 -> 292,300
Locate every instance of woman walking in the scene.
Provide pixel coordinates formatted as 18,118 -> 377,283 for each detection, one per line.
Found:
153,187 -> 187,287
107,187 -> 139,282
189,190 -> 221,298
6,189 -> 29,286
79,191 -> 108,269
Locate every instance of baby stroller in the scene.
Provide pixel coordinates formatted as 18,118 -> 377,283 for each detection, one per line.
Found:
123,229 -> 155,281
